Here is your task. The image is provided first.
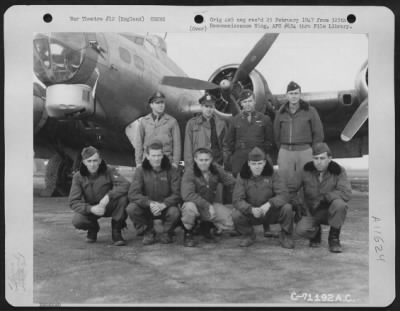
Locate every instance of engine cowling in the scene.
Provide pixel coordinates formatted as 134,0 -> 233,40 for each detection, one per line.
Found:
46,84 -> 95,119
206,64 -> 275,119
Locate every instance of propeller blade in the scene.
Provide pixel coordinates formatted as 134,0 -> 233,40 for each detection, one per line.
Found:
229,94 -> 241,116
341,98 -> 368,141
232,33 -> 279,84
161,76 -> 220,90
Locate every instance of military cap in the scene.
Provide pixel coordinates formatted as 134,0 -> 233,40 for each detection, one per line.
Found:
312,142 -> 332,156
286,81 -> 301,92
81,146 -> 99,160
248,147 -> 266,161
194,147 -> 213,157
238,89 -> 254,102
199,93 -> 216,105
147,139 -> 164,150
148,91 -> 166,104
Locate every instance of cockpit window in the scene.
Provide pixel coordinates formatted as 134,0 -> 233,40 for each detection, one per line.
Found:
119,33 -> 144,46
134,36 -> 144,45
144,40 -> 158,58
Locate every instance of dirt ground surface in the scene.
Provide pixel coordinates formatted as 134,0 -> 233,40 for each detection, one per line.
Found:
33,177 -> 369,306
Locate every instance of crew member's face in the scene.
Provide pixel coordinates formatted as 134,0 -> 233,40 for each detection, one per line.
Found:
150,99 -> 166,115
146,148 -> 164,169
83,152 -> 101,174
312,152 -> 331,172
201,103 -> 215,119
248,160 -> 266,176
194,152 -> 213,172
287,88 -> 301,106
240,96 -> 256,113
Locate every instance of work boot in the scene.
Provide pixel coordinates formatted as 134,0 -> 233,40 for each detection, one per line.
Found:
85,221 -> 99,243
192,222 -> 202,236
239,233 -> 256,247
135,224 -> 147,237
328,227 -> 342,253
229,230 -> 242,237
263,223 -> 279,238
211,223 -> 223,236
111,220 -> 126,246
202,222 -> 217,243
309,225 -> 321,248
183,228 -> 196,247
264,231 -> 280,238
279,230 -> 295,249
86,230 -> 98,243
142,229 -> 156,245
159,232 -> 173,244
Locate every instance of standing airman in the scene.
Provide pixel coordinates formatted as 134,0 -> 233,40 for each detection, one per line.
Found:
135,91 -> 181,167
184,93 -> 227,167
274,81 -> 324,184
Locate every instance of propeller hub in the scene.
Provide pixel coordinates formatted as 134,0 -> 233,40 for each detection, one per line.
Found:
220,79 -> 231,90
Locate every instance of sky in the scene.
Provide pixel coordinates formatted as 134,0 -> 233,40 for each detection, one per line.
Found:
163,33 -> 368,168
164,33 -> 368,94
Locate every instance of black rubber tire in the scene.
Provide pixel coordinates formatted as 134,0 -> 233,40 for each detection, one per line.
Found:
43,154 -> 73,197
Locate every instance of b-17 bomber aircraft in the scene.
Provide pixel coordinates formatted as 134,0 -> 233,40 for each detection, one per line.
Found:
33,32 -> 368,196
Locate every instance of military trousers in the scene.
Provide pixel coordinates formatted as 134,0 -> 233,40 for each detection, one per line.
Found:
232,203 -> 293,237
126,202 -> 181,235
231,149 -> 251,177
277,146 -> 312,186
72,195 -> 128,232
181,202 -> 234,231
295,199 -> 348,239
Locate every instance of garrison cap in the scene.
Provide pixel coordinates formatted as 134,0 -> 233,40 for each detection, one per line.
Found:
238,89 -> 254,102
312,142 -> 332,156
199,93 -> 216,105
194,147 -> 213,157
286,81 -> 301,92
81,146 -> 99,160
147,138 -> 164,150
248,147 -> 266,161
148,91 -> 166,104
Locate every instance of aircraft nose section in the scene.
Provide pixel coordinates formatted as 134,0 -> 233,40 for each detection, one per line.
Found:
34,33 -> 87,85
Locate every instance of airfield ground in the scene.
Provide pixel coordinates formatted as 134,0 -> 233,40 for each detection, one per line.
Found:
33,172 -> 369,305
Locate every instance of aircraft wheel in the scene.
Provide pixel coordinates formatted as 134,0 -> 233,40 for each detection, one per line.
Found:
42,154 -> 73,197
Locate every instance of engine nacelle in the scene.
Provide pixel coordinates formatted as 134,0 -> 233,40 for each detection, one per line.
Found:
354,61 -> 368,102
207,64 -> 275,118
